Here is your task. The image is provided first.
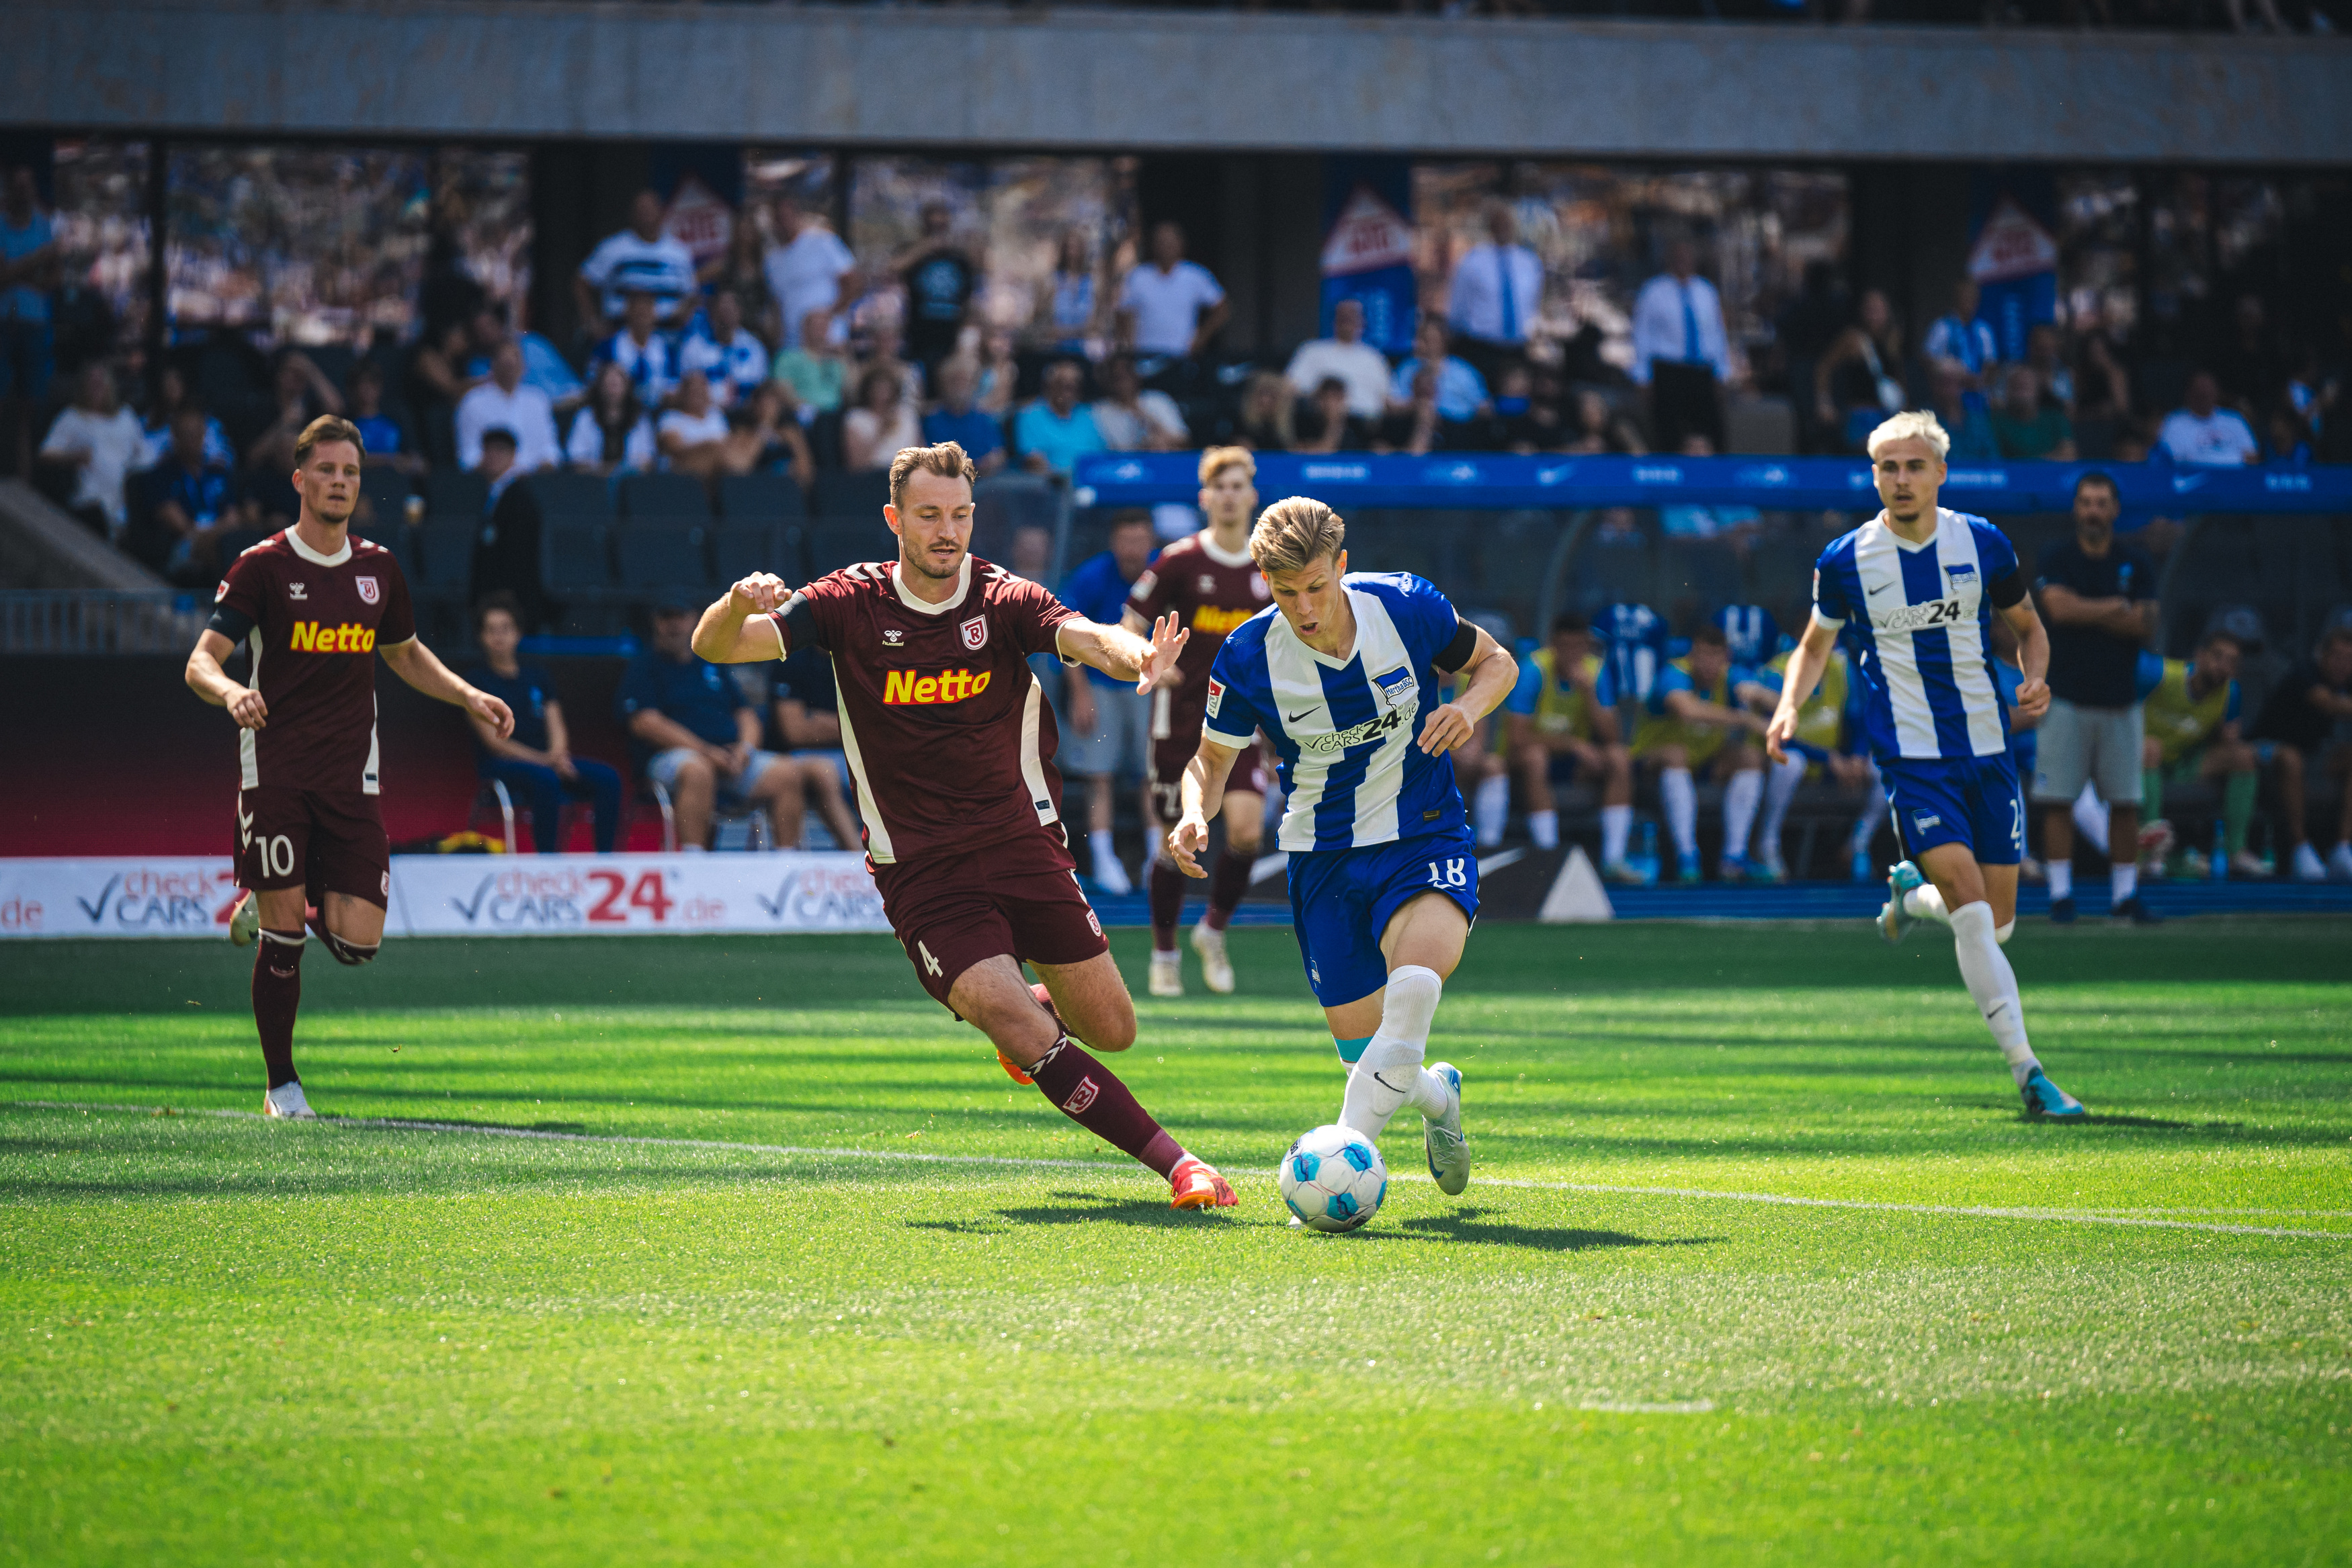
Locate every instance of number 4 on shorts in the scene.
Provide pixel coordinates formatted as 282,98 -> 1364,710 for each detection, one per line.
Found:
918,941 -> 944,976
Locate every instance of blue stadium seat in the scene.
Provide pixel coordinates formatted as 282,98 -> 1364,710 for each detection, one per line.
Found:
423,470 -> 488,522
804,518 -> 890,577
619,472 -> 713,525
358,466 -> 413,528
715,523 -> 805,586
612,523 -> 712,595
524,470 -> 616,522
718,472 -> 808,524
811,470 -> 891,523
417,519 -> 478,593
539,522 -> 612,596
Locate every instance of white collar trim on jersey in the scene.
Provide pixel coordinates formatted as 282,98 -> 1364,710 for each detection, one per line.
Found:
890,554 -> 972,615
284,526 -> 353,568
1196,532 -> 1253,570
1870,508 -> 1948,554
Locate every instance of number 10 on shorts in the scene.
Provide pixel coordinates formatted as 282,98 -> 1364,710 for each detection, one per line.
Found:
1427,857 -> 1468,888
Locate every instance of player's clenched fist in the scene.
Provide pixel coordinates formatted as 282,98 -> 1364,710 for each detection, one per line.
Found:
226,687 -> 269,730
728,572 -> 792,615
1166,814 -> 1212,878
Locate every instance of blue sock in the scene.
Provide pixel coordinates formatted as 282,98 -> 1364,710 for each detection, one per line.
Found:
1333,1035 -> 1374,1065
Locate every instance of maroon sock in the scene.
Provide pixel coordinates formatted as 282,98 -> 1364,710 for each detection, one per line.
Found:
1148,859 -> 1186,952
253,929 -> 305,1088
1030,1038 -> 1186,1178
1204,848 -> 1254,931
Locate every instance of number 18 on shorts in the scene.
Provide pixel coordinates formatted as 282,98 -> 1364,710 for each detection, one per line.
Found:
1286,824 -> 1481,1008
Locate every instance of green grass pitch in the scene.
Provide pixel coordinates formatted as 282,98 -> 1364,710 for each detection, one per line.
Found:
3,918 -> 2349,1565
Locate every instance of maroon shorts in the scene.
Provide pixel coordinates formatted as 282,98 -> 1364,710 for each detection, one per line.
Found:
235,787 -> 392,910
871,840 -> 1109,1014
1150,736 -> 1272,824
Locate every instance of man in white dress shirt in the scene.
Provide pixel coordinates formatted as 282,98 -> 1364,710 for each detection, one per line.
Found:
455,341 -> 562,476
1630,239 -> 1733,453
1282,298 -> 1392,421
1118,222 -> 1230,364
1447,204 -> 1544,386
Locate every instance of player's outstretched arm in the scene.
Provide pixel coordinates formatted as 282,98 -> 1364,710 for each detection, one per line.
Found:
694,574 -> 790,664
185,629 -> 269,730
379,636 -> 515,739
1765,619 -> 1839,763
1419,623 -> 1517,755
1169,738 -> 1242,879
1057,611 -> 1188,694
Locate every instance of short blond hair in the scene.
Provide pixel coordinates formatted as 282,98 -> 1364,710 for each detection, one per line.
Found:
887,441 -> 979,508
1249,496 -> 1346,578
1198,445 -> 1256,487
1865,410 -> 1951,461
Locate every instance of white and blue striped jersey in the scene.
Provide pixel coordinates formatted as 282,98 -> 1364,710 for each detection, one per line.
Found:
1202,572 -> 1475,854
1811,508 -> 2025,763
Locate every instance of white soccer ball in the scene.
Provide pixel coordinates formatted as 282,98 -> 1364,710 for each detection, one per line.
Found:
1279,1123 -> 1388,1233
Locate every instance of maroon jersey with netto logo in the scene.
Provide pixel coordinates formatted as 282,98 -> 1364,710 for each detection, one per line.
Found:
771,555 -> 1078,867
212,530 -> 415,793
1124,531 -> 1268,745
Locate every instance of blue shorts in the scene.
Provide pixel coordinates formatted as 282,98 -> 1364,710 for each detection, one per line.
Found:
1287,826 -> 1480,1008
1881,753 -> 2023,867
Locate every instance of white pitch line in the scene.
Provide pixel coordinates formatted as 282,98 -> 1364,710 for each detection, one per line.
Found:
7,1099 -> 2351,1242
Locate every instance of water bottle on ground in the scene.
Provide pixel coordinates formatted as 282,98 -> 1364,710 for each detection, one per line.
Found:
2212,818 -> 2228,882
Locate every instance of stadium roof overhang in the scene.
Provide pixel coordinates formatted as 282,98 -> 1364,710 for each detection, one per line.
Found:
9,0 -> 2352,166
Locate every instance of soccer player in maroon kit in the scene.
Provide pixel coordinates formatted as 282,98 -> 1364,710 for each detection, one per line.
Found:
184,417 -> 514,1119
691,442 -> 1238,1209
1124,447 -> 1274,998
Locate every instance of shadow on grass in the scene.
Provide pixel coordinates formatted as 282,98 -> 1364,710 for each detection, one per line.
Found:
898,1190 -> 1241,1233
1383,1207 -> 1719,1254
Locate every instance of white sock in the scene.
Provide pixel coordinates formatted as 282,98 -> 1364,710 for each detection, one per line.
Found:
1474,773 -> 1510,847
1528,808 -> 1559,851
1661,768 -> 1697,857
2047,860 -> 2072,901
1600,803 -> 1633,866
1722,769 -> 1763,861
1950,901 -> 2039,1086
2072,783 -> 2109,857
2111,861 -> 2137,905
1339,965 -> 1447,1139
1902,881 -> 1951,926
1759,754 -> 1805,861
1089,829 -> 1131,893
1994,920 -> 2014,945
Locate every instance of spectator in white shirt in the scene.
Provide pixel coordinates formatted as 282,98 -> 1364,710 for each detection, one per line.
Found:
595,290 -> 679,409
679,286 -> 771,408
763,195 -> 858,351
2157,371 -> 2263,466
656,370 -> 733,474
1090,353 -> 1189,452
842,363 -> 923,474
1388,318 -> 1490,424
38,362 -> 146,537
456,341 -> 563,476
1630,239 -> 1732,452
1117,222 -> 1228,361
1447,203 -> 1544,384
1282,297 -> 1392,420
575,189 -> 698,329
567,361 -> 657,475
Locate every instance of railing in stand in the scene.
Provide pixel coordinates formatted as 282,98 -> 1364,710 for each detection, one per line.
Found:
0,592 -> 212,656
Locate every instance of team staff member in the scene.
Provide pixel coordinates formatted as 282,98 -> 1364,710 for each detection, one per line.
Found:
465,591 -> 623,855
2031,472 -> 2159,924
620,604 -> 816,853
186,416 -> 513,1119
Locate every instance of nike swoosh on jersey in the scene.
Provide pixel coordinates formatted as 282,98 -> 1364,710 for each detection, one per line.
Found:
1286,707 -> 1316,722
1867,583 -> 1895,597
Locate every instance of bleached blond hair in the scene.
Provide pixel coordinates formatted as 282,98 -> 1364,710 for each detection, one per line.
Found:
1865,410 -> 1951,461
1249,496 -> 1346,577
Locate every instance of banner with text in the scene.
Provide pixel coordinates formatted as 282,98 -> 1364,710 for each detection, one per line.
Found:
0,855 -> 890,940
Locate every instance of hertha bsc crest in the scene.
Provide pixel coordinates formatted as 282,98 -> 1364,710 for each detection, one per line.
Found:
355,576 -> 380,605
959,615 -> 988,651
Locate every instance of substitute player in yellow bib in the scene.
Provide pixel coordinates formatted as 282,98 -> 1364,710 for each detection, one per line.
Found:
1632,623 -> 1769,881
1479,614 -> 1635,877
2140,629 -> 2263,878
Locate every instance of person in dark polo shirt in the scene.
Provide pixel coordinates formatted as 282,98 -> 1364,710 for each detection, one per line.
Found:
618,601 -> 809,850
464,592 -> 622,854
2029,471 -> 2160,924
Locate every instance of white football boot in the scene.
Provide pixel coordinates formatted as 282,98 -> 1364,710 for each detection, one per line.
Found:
1422,1062 -> 1470,1196
1189,921 -> 1236,995
261,1082 -> 317,1120
1147,950 -> 1184,998
227,888 -> 259,947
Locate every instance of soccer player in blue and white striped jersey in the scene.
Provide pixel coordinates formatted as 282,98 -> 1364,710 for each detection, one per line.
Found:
1167,497 -> 1520,1196
1767,411 -> 2087,1119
